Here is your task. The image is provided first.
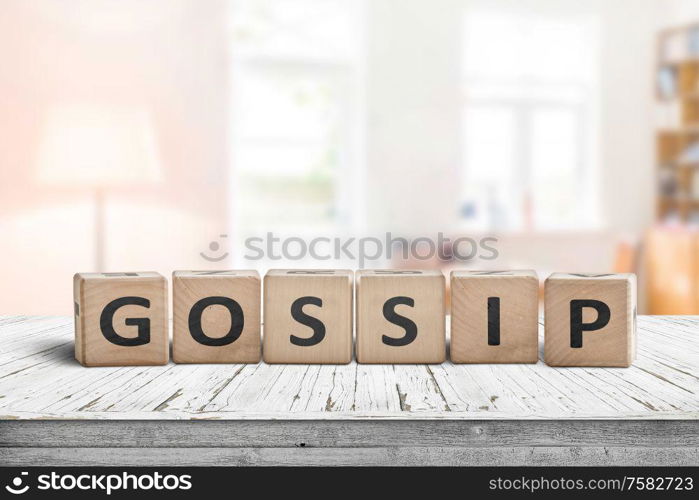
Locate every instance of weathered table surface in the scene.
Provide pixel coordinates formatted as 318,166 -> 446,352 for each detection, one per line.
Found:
0,315 -> 697,466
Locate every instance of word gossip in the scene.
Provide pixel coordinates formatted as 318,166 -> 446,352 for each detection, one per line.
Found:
73,270 -> 636,367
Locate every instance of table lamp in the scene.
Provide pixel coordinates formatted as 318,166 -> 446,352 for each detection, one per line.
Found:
36,104 -> 161,271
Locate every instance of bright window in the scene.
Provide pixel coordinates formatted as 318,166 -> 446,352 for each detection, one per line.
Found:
461,11 -> 600,231
229,0 -> 363,265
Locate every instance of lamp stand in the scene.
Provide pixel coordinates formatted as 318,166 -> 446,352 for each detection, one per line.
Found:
94,188 -> 105,272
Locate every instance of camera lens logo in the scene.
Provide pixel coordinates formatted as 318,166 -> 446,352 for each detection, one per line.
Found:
5,472 -> 29,495
200,234 -> 229,262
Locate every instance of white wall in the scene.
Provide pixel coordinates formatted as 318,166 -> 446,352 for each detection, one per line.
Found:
597,0 -> 656,234
656,0 -> 699,28
364,0 -> 463,234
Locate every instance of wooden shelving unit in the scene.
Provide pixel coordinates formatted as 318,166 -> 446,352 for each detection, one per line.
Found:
656,24 -> 699,223
647,24 -> 699,315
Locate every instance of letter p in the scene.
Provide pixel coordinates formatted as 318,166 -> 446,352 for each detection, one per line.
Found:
570,299 -> 610,348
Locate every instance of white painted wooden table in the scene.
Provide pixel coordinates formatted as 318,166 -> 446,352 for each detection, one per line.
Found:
0,315 -> 697,466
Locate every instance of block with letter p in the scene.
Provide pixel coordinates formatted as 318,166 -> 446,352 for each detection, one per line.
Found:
73,272 -> 168,367
173,270 -> 261,364
450,270 -> 539,363
356,270 -> 445,364
263,270 -> 353,364
544,273 -> 636,367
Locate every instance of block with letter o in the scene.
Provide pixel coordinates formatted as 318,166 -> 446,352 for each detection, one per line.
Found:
173,270 -> 260,364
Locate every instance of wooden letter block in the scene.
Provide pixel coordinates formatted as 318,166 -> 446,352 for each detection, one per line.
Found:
450,270 -> 539,363
263,270 -> 353,364
544,273 -> 637,367
356,270 -> 445,364
173,270 -> 261,364
73,272 -> 168,367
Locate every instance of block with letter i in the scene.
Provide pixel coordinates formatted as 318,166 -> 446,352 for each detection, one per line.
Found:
356,270 -> 445,364
450,270 -> 539,363
263,270 -> 353,364
544,273 -> 636,367
173,270 -> 261,364
73,272 -> 168,367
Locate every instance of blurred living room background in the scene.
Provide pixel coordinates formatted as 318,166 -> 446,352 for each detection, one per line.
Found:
1,0 -> 699,315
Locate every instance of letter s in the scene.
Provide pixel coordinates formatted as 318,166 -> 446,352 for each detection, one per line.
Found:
290,296 -> 326,346
179,475 -> 192,490
38,475 -> 50,490
244,237 -> 264,260
381,296 -> 417,346
480,237 -> 499,260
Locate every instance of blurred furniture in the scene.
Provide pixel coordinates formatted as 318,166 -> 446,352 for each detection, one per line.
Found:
613,239 -> 637,274
656,23 -> 699,223
652,25 -> 699,314
645,226 -> 699,314
0,315 -> 696,466
36,104 -> 161,271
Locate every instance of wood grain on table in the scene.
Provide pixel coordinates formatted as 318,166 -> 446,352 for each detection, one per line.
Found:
0,315 -> 696,466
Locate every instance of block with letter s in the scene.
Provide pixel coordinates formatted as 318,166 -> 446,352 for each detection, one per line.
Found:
263,269 -> 353,364
356,270 -> 445,364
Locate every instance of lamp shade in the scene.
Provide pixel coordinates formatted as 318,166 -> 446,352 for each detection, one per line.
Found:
36,104 -> 161,186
